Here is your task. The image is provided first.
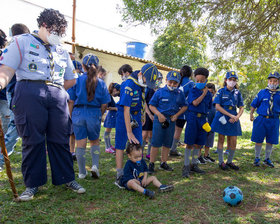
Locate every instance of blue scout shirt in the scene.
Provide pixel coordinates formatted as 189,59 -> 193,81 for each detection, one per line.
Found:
121,159 -> 148,185
149,85 -> 187,116
213,87 -> 244,109
118,73 -> 144,113
188,86 -> 212,114
178,77 -> 195,119
251,89 -> 280,116
145,87 -> 155,105
0,33 -> 77,85
108,95 -> 116,108
68,73 -> 110,106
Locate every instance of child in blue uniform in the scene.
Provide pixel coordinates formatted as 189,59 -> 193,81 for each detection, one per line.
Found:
198,83 -> 216,164
114,63 -> 158,188
118,64 -> 133,82
121,143 -> 174,199
170,65 -> 194,156
148,71 -> 188,173
250,72 -> 280,168
211,71 -> 244,171
182,68 -> 212,178
104,83 -> 120,154
68,53 -> 111,179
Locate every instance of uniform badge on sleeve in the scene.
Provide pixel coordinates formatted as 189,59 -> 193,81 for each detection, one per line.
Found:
56,47 -> 64,55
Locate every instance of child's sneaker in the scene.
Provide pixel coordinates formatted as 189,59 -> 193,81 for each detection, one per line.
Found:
19,187 -> 38,201
204,155 -> 215,163
66,180 -> 86,194
159,162 -> 174,171
198,156 -> 206,165
182,165 -> 190,178
114,176 -> 125,189
105,147 -> 115,154
263,158 -> 274,168
169,150 -> 182,157
224,149 -> 230,155
254,157 -> 261,167
148,162 -> 155,174
145,154 -> 150,161
190,164 -> 205,174
159,184 -> 174,193
78,170 -> 88,179
219,162 -> 229,170
91,165 -> 100,178
226,162 -> 239,170
144,189 -> 155,199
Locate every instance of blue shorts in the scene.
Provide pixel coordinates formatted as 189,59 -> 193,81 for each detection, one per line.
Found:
72,107 -> 102,141
251,115 -> 279,144
151,115 -> 175,148
115,110 -> 142,150
184,112 -> 207,146
205,131 -> 215,148
104,110 -> 117,128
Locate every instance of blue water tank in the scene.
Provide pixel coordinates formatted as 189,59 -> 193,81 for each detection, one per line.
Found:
126,41 -> 148,58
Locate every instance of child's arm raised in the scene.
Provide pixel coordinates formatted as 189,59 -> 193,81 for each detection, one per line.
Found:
192,87 -> 208,106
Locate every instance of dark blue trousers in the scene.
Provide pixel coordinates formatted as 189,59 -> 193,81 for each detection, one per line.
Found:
12,81 -> 75,188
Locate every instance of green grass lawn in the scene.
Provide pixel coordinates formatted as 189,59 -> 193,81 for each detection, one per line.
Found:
1,111 -> 280,223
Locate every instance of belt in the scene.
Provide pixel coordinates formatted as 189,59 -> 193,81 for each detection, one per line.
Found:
74,104 -> 100,108
131,111 -> 139,115
260,115 -> 279,119
20,79 -> 62,88
190,111 -> 207,118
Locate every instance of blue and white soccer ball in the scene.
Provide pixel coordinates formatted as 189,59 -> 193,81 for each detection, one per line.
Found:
223,186 -> 243,206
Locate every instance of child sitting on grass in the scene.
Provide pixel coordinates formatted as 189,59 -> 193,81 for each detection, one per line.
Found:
121,143 -> 174,199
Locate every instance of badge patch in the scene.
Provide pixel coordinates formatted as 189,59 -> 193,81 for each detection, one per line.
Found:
30,43 -> 39,49
59,68 -> 65,77
29,51 -> 39,56
130,92 -> 133,96
56,47 -> 63,55
3,49 -> 8,53
28,63 -> 38,72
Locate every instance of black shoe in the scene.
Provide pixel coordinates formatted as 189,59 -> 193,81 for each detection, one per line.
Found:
190,164 -> 205,174
182,165 -> 190,178
169,150 -> 182,157
219,162 -> 229,170
72,152 -> 77,161
197,156 -> 206,165
204,155 -> 215,163
226,162 -> 239,170
148,162 -> 155,174
114,175 -> 125,189
159,162 -> 174,171
159,184 -> 174,193
144,189 -> 155,199
263,158 -> 275,168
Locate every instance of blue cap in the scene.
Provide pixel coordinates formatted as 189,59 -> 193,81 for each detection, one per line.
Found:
226,71 -> 238,80
72,60 -> 83,72
268,72 -> 280,79
141,63 -> 158,89
166,71 -> 181,83
82,53 -> 99,67
113,83 -> 120,91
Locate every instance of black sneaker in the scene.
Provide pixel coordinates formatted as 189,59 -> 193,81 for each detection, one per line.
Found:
219,162 -> 229,170
148,162 -> 155,174
190,164 -> 205,174
263,158 -> 274,168
114,175 -> 125,189
159,184 -> 174,193
197,156 -> 206,165
204,155 -> 215,163
226,162 -> 239,170
19,187 -> 38,201
144,189 -> 155,199
66,180 -> 86,194
159,162 -> 174,171
169,150 -> 182,157
254,157 -> 261,167
182,165 -> 190,178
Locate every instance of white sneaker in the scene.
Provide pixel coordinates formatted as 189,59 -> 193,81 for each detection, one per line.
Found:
78,170 -> 88,179
91,165 -> 100,178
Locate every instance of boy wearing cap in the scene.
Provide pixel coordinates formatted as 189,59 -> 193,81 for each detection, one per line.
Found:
148,71 -> 187,173
114,63 -> 158,188
211,71 -> 244,171
182,68 -> 212,178
250,72 -> 280,168
68,53 -> 111,179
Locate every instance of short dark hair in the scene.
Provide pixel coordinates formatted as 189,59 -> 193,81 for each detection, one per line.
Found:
194,67 -> 209,78
0,29 -> 7,48
118,64 -> 133,75
11,23 -> 30,36
37,8 -> 67,36
206,83 -> 215,91
126,142 -> 142,155
97,66 -> 106,75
